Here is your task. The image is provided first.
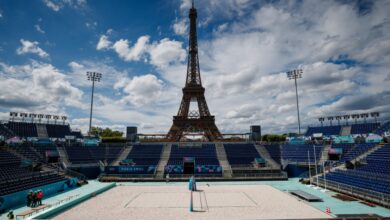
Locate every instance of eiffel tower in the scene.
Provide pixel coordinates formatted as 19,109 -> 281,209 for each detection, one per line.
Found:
166,2 -> 222,141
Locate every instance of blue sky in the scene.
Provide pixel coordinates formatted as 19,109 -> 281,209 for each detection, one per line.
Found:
0,0 -> 389,134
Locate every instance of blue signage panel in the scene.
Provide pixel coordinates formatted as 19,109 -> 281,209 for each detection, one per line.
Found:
105,166 -> 156,174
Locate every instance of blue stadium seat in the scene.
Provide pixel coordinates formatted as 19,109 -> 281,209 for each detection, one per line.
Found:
305,126 -> 341,136
263,144 -> 281,164
224,143 -> 260,166
373,121 -> 390,135
126,144 -> 163,166
167,144 -> 219,166
350,123 -> 380,135
282,144 -> 323,163
66,145 -> 124,164
0,148 -> 67,196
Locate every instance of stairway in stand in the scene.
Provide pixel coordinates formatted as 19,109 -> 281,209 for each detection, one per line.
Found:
319,145 -> 331,165
340,126 -> 351,136
351,143 -> 385,163
111,145 -> 132,166
36,124 -> 48,138
254,144 -> 280,169
215,142 -> 232,178
57,144 -> 71,166
331,143 -> 385,171
155,143 -> 172,178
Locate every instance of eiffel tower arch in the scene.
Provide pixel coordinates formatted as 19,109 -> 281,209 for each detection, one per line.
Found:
166,2 -> 222,141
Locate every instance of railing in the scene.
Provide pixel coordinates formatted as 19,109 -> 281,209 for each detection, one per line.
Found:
100,174 -> 156,179
314,177 -> 390,208
63,168 -> 87,181
16,194 -> 81,219
233,171 -> 288,178
69,161 -> 100,166
335,169 -> 390,183
0,170 -> 60,184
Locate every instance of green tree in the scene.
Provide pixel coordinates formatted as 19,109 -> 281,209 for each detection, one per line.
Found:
262,134 -> 287,142
90,127 -> 123,137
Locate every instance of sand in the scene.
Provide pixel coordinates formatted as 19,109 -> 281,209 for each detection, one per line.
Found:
53,184 -> 331,220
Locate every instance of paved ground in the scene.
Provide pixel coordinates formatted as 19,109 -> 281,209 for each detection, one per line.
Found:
53,184 -> 330,220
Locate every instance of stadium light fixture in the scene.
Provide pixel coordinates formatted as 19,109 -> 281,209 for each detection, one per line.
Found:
343,115 -> 350,125
327,116 -> 334,126
360,113 -> 368,123
86,72 -> 102,136
29,113 -> 36,123
286,69 -> 303,135
53,115 -> 59,125
335,116 -> 342,125
61,116 -> 67,125
21,113 -> 28,122
318,117 -> 325,127
38,114 -> 44,124
45,114 -> 52,124
352,114 -> 359,124
371,112 -> 379,123
10,112 -> 17,122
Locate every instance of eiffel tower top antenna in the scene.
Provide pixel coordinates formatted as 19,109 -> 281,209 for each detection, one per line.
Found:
192,0 -> 194,8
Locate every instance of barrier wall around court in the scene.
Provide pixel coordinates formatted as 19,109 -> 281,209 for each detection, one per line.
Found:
105,165 -> 157,174
165,165 -> 222,174
0,178 -> 78,212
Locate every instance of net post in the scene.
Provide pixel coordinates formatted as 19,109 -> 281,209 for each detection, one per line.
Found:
189,190 -> 193,212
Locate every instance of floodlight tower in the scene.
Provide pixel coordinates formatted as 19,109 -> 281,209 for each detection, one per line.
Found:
86,72 -> 102,136
287,69 -> 303,135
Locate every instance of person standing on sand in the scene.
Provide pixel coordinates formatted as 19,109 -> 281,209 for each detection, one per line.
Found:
26,191 -> 32,207
7,210 -> 14,220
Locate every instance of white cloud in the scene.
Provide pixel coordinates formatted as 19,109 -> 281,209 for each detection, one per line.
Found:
173,19 -> 188,36
85,21 -> 97,29
43,0 -> 86,11
43,0 -> 61,11
96,35 -> 112,50
66,60 -> 128,89
96,34 -> 186,72
112,36 -> 150,62
115,74 -> 164,107
16,39 -> 49,58
68,61 -> 84,69
148,38 -> 186,68
0,61 -> 84,113
34,24 -> 45,34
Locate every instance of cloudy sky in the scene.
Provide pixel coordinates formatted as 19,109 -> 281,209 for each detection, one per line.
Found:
0,0 -> 389,135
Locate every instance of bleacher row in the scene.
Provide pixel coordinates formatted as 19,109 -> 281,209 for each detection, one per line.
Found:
0,122 -> 83,139
125,144 -> 163,166
0,148 -> 67,197
168,144 -> 220,166
281,144 -> 323,163
224,143 -> 260,166
315,144 -> 390,198
260,141 -> 390,199
65,145 -> 124,164
0,124 -> 14,138
305,122 -> 383,136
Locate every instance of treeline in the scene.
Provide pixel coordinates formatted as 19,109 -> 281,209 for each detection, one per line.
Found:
90,127 -> 123,137
261,134 -> 287,142
90,127 -> 125,143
